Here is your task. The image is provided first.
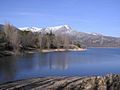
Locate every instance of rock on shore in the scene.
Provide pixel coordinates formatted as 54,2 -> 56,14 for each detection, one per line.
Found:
0,74 -> 120,90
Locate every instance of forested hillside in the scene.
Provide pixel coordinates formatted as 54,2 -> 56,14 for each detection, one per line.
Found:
0,23 -> 81,56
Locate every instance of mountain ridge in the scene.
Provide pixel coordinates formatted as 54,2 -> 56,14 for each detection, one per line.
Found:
18,25 -> 120,47
1,24 -> 120,47
19,25 -> 104,36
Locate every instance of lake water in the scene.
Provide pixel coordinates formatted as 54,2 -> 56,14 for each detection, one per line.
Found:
0,48 -> 120,83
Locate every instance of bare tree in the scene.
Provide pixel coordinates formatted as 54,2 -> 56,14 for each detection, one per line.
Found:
4,23 -> 20,55
55,34 -> 63,49
63,34 -> 70,49
37,33 -> 43,49
45,34 -> 50,49
20,31 -> 37,49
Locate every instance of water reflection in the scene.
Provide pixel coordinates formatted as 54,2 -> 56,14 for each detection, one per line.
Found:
0,52 -> 69,83
0,56 -> 17,82
47,52 -> 69,70
0,48 -> 120,83
30,52 -> 69,70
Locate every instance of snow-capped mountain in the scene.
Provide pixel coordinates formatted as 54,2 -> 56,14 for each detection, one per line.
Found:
87,32 -> 102,36
19,27 -> 42,32
1,24 -> 120,47
45,25 -> 72,33
18,24 -> 120,47
19,25 -> 103,36
19,25 -> 73,34
46,25 -> 71,31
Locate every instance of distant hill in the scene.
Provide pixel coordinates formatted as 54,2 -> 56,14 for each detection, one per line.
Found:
0,24 -> 4,31
0,24 -> 20,31
19,25 -> 120,47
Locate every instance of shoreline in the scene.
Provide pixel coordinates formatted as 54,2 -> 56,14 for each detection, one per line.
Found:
41,48 -> 87,53
0,74 -> 119,90
89,47 -> 120,48
1,47 -> 120,57
0,48 -> 87,57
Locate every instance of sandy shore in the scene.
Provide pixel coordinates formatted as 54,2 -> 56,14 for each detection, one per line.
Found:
41,48 -> 87,53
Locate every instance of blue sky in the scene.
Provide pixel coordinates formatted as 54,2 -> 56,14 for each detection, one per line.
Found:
0,0 -> 120,37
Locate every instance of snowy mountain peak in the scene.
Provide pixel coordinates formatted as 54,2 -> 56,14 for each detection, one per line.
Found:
89,32 -> 102,36
19,27 -> 42,32
19,25 -> 72,33
46,25 -> 71,30
63,25 -> 71,29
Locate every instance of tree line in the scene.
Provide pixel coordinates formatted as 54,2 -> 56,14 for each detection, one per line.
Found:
0,23 -> 81,55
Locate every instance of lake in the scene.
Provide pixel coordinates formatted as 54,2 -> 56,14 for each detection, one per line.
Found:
0,48 -> 120,83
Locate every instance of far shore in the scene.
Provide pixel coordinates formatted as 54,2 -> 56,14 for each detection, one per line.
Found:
89,47 -> 120,48
0,48 -> 87,57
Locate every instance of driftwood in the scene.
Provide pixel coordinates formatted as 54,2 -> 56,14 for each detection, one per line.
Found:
0,74 -> 120,90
